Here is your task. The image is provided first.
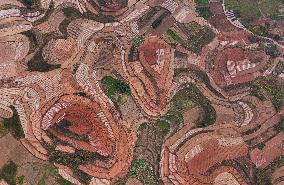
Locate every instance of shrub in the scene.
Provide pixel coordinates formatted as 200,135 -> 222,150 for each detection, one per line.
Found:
3,106 -> 25,140
197,7 -> 213,20
275,119 -> 284,132
0,161 -> 18,185
264,44 -> 280,58
251,25 -> 269,37
256,143 -> 265,150
62,7 -> 82,17
252,77 -> 284,112
155,120 -> 170,136
129,159 -> 156,185
101,76 -> 130,104
166,29 -> 184,44
254,168 -> 272,185
17,176 -> 25,185
170,85 -> 216,128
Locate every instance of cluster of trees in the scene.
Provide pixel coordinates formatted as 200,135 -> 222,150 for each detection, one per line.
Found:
168,84 -> 216,128
251,77 -> 284,112
48,150 -> 101,184
254,155 -> 284,185
101,76 -> 131,105
22,0 -> 41,7
128,36 -> 144,62
3,106 -> 25,140
128,159 -> 156,185
166,23 -> 215,54
0,161 -> 19,185
194,0 -> 213,20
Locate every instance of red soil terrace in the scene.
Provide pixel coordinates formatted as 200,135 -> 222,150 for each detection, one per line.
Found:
126,35 -> 174,117
42,95 -> 134,181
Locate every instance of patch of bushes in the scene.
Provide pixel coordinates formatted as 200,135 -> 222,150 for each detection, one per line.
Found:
101,76 -> 130,104
21,31 -> 38,53
155,120 -> 170,136
251,84 -> 266,101
3,106 -> 25,140
250,25 -> 269,37
167,23 -> 215,54
37,165 -> 72,185
48,150 -> 100,184
128,36 -> 144,62
166,29 -> 183,44
263,44 -> 280,58
17,176 -> 25,185
254,168 -> 272,185
0,161 -> 18,185
185,25 -> 215,53
128,159 -> 156,185
170,85 -> 216,128
273,61 -> 284,76
62,7 -> 83,17
27,51 -> 61,72
254,155 -> 284,185
0,122 -> 7,137
256,142 -> 265,150
274,119 -> 284,132
196,7 -> 213,19
151,11 -> 170,29
252,77 -> 284,112
195,0 -> 213,19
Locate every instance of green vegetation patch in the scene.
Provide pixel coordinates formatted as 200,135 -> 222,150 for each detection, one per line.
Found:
128,36 -> 144,62
21,0 -> 41,8
155,119 -> 170,136
196,7 -> 213,20
251,77 -> 284,112
184,23 -> 215,53
275,119 -> 284,132
254,168 -> 273,185
21,31 -> 38,53
166,29 -> 184,44
0,161 -> 18,185
62,7 -> 83,18
258,0 -> 282,18
225,0 -> 241,12
48,150 -> 95,184
37,165 -> 72,185
22,0 -> 34,6
256,142 -> 266,150
169,84 -> 216,128
273,61 -> 284,76
254,155 -> 284,185
17,176 -> 25,185
151,11 -> 170,29
250,25 -> 269,37
225,0 -> 283,24
3,106 -> 25,140
0,122 -> 8,138
264,44 -> 280,58
194,0 -> 213,19
27,51 -> 61,72
225,0 -> 261,23
251,84 -> 266,101
101,76 -> 130,104
166,23 -> 215,54
128,159 -> 156,185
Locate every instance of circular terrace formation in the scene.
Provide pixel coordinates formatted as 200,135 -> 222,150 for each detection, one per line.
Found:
209,47 -> 269,88
41,95 -> 133,184
160,125 -> 251,185
124,35 -> 174,117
